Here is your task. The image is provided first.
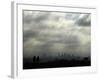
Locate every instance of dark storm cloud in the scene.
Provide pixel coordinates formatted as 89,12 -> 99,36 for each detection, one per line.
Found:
23,11 -> 50,24
75,14 -> 91,26
23,11 -> 91,60
23,30 -> 39,42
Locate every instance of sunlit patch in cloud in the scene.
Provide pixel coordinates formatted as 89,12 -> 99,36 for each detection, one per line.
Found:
23,10 -> 91,61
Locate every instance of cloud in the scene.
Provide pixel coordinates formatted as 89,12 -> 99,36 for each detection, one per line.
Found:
75,14 -> 91,26
23,11 -> 50,24
23,11 -> 91,60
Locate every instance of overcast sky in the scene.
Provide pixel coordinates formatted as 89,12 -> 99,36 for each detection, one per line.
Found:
23,10 -> 91,59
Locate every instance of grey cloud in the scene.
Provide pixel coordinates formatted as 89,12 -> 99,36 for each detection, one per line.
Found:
23,30 -> 39,42
23,11 -> 50,24
23,11 -> 91,60
65,13 -> 80,20
75,14 -> 91,26
23,14 -> 33,24
33,13 -> 49,22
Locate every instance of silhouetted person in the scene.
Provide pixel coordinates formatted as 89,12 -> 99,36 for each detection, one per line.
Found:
33,56 -> 36,62
33,56 -> 40,64
37,56 -> 39,62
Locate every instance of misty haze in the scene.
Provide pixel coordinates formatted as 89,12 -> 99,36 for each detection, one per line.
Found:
23,10 -> 91,69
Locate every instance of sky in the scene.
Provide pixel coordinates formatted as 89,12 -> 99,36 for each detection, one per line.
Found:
23,10 -> 91,60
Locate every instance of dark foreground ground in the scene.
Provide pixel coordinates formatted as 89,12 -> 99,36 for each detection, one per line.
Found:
23,58 -> 91,69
